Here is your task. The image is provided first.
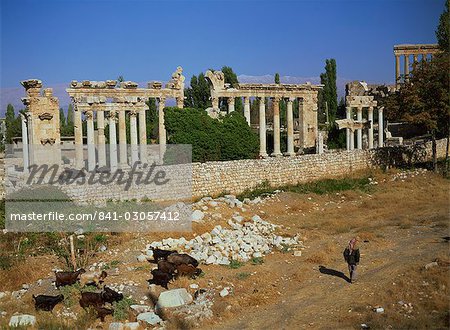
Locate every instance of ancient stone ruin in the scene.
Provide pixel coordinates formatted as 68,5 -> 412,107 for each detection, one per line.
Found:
205,70 -> 322,156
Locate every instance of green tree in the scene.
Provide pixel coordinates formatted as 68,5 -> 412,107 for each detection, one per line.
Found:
184,73 -> 211,109
59,108 -> 66,131
5,104 -> 21,144
67,104 -> 74,126
221,66 -> 243,113
436,0 -> 449,51
383,53 -> 449,171
145,98 -> 159,142
274,73 -> 280,84
319,59 -> 338,125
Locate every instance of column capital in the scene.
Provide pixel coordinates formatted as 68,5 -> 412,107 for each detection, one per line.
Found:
108,111 -> 117,121
85,110 -> 94,120
259,96 -> 265,104
243,96 -> 250,103
227,97 -> 235,104
272,96 -> 281,103
128,110 -> 137,117
158,96 -> 166,104
286,97 -> 295,104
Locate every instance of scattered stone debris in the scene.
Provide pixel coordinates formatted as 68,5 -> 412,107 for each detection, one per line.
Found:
144,197 -> 301,265
156,288 -> 193,309
137,311 -> 163,325
130,304 -> 153,314
424,261 -> 438,270
9,314 -> 36,327
373,307 -> 384,313
220,287 -> 230,297
109,322 -> 140,330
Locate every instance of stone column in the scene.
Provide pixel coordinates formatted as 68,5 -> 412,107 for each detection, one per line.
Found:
368,106 -> 374,149
86,110 -> 95,171
349,129 -> 355,150
118,109 -> 127,166
297,98 -> 304,153
97,110 -> 106,167
109,111 -> 118,171
378,107 -> 384,148
176,97 -> 184,109
20,113 -> 29,173
158,96 -> 166,162
129,110 -> 138,166
404,55 -> 410,82
272,97 -> 282,157
286,98 -> 295,156
395,54 -> 401,88
413,54 -> 418,64
346,106 -> 351,150
139,107 -> 147,163
212,97 -> 219,110
74,106 -> 83,168
258,97 -> 267,158
227,97 -> 235,113
357,106 -> 363,149
243,97 -> 250,125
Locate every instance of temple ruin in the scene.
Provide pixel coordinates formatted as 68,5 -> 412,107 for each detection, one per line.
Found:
336,81 -> 382,150
20,67 -> 185,171
394,44 -> 440,88
205,70 -> 322,157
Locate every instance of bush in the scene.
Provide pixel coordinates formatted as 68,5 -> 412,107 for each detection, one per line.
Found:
164,107 -> 258,162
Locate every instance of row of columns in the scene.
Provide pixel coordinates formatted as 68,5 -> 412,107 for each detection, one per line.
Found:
395,53 -> 431,87
257,97 -> 296,157
75,101 -> 165,171
345,106 -> 383,150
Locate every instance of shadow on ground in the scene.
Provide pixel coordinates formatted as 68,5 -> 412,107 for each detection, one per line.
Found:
319,265 -> 350,283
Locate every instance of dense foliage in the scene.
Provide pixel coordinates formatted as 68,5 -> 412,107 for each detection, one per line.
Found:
164,107 -> 259,162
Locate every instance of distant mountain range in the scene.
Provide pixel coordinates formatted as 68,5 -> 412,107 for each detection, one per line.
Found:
0,75 -> 385,116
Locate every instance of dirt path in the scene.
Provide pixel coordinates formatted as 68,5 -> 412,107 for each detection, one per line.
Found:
209,225 -> 448,330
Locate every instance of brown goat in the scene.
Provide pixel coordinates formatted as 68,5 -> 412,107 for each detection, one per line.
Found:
167,253 -> 199,267
55,268 -> 86,288
175,264 -> 202,279
79,287 -> 123,308
157,260 -> 176,274
93,306 -> 113,322
32,294 -> 64,311
151,248 -> 177,261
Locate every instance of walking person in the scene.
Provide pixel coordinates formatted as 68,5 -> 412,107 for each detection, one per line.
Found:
343,237 -> 360,283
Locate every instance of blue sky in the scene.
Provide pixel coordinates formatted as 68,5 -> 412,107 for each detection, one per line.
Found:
0,0 -> 444,89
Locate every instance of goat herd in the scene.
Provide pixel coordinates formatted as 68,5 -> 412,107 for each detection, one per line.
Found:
30,248 -> 202,323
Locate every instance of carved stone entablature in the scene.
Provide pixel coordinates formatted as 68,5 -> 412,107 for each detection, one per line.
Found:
345,95 -> 377,108
393,44 -> 440,56
120,81 -> 138,89
41,138 -> 56,145
335,119 -> 369,131
38,112 -> 53,121
106,80 -> 117,88
21,79 -> 42,90
148,81 -> 162,89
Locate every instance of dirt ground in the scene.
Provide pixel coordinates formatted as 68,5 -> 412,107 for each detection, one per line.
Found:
0,169 -> 449,329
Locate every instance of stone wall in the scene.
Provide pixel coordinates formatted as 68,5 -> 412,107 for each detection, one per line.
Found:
192,138 -> 447,198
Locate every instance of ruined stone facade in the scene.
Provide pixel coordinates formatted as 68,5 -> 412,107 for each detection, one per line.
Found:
336,81 -> 382,151
205,70 -> 322,156
21,80 -> 61,167
394,44 -> 440,88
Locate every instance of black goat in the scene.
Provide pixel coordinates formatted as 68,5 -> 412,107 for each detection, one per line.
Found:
79,287 -> 123,308
151,248 -> 176,261
147,269 -> 173,289
32,294 -> 64,311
